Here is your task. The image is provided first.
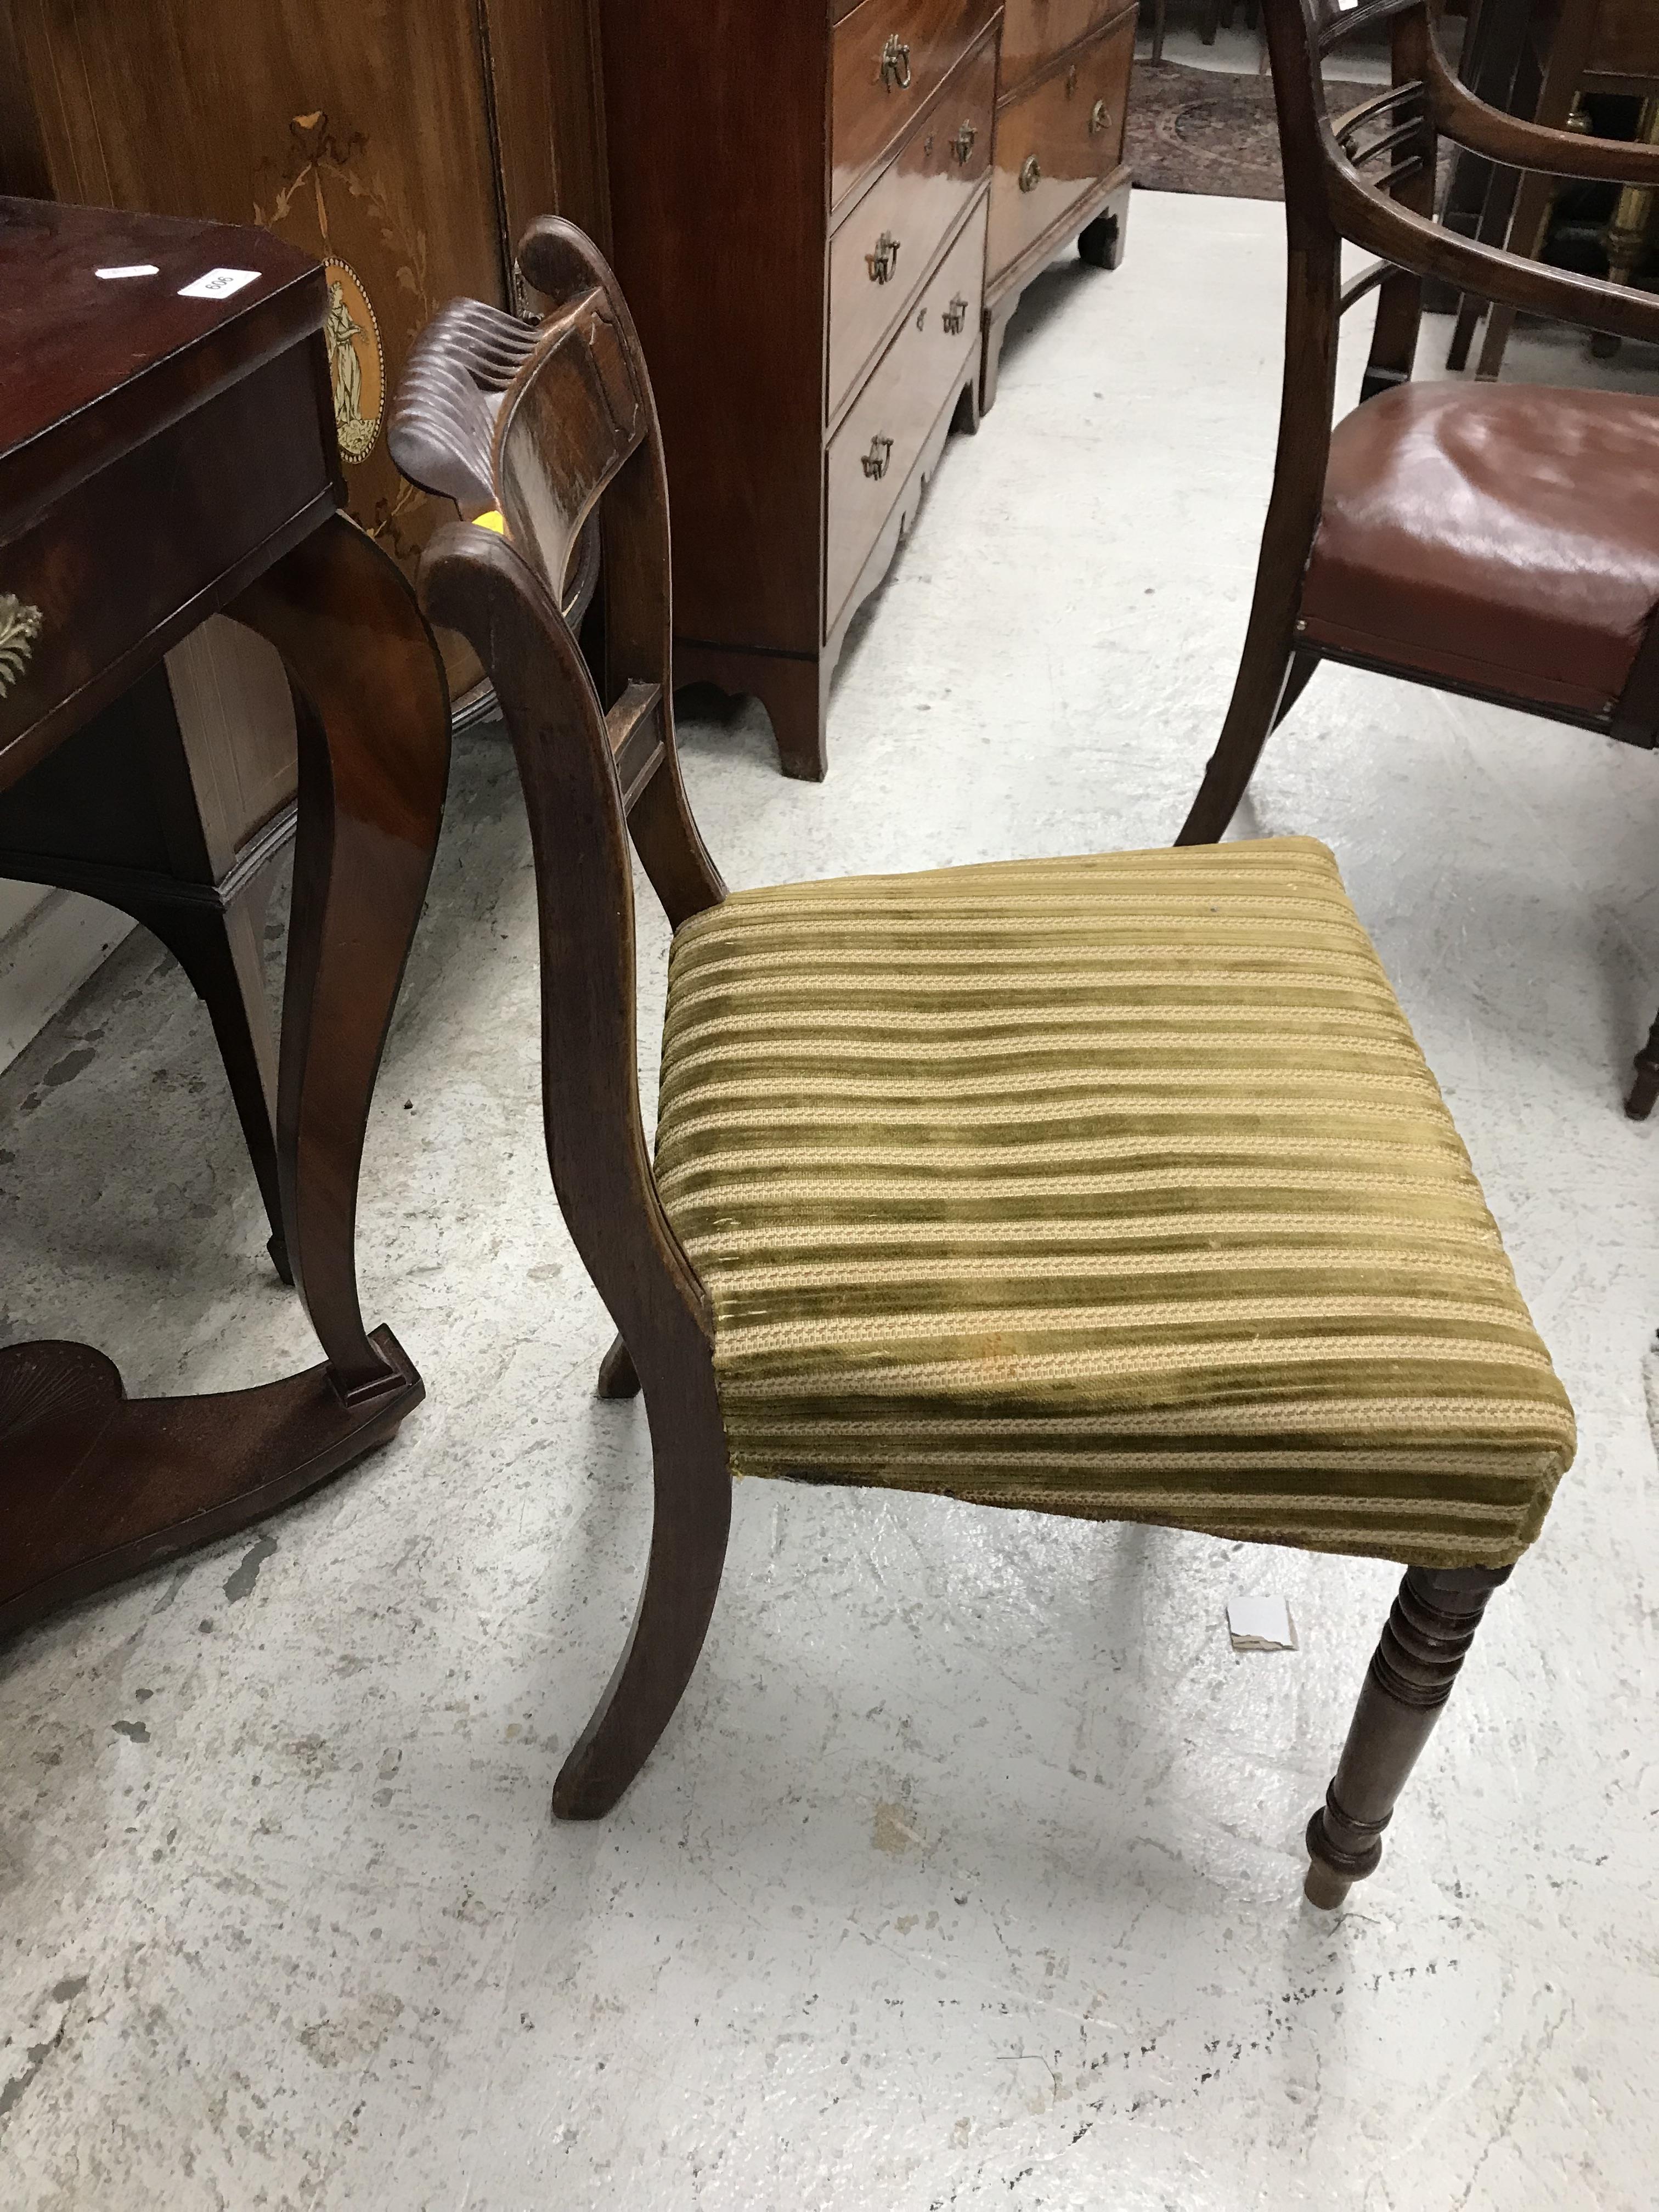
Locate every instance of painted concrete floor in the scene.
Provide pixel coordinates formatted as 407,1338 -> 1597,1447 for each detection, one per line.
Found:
3,190 -> 1657,2211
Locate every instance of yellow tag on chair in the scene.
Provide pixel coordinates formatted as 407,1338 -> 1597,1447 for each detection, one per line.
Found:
471,509 -> 507,535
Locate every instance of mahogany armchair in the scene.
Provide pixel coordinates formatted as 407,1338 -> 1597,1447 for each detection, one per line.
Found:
394,217 -> 1576,1909
1178,0 -> 1659,1119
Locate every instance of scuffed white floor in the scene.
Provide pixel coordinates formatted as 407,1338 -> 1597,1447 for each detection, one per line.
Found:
2,191 -> 1656,2211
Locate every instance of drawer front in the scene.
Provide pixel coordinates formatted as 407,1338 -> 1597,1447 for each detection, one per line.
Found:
1000,0 -> 1121,86
827,30 -> 996,423
831,0 -> 1002,211
0,348 -> 333,783
986,12 -> 1133,286
825,196 -> 987,634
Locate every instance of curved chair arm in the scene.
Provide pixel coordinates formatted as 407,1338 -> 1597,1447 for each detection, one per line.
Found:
1420,7 -> 1659,188
1327,146 -> 1659,348
1323,1 -> 1659,187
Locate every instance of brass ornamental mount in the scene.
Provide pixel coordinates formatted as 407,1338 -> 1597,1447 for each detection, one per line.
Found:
0,594 -> 43,699
951,122 -> 977,165
866,231 -> 901,284
862,434 -> 894,481
1090,98 -> 1112,137
941,294 -> 968,336
1019,154 -> 1042,193
880,34 -> 911,89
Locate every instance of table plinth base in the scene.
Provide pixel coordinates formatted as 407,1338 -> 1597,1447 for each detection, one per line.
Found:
1,1325 -> 422,1640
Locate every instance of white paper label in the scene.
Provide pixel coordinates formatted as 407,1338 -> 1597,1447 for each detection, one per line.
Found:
1226,1595 -> 1297,1651
177,267 -> 261,301
95,264 -> 160,280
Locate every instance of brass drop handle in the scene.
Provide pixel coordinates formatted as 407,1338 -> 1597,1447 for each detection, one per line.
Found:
866,232 -> 900,284
0,592 -> 43,700
1019,155 -> 1042,193
880,35 -> 911,89
940,294 -> 968,336
862,435 -> 894,481
1090,98 -> 1112,137
951,122 -> 977,165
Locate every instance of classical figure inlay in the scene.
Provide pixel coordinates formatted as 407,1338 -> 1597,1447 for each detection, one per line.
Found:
323,259 -> 383,462
256,112 -> 427,512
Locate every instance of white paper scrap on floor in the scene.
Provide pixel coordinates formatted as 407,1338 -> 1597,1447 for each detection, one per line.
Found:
1,190 -> 1655,2212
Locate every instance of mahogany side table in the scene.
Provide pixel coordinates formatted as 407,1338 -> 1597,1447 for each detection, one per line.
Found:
0,196 -> 452,1638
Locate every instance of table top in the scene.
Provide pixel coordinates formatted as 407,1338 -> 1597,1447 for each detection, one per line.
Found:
1,198 -> 324,535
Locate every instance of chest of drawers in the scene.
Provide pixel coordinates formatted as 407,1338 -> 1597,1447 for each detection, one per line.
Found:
599,0 -> 1002,779
597,0 -> 1135,780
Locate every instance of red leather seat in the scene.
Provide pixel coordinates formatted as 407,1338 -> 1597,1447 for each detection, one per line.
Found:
1298,383 -> 1659,718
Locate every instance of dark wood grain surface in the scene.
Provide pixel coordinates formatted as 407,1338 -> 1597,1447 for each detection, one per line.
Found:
0,199 -> 334,791
598,0 -> 828,675
0,199 -> 323,532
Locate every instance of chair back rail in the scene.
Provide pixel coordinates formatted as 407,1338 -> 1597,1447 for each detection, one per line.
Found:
413,220 -> 725,1373
492,280 -> 642,610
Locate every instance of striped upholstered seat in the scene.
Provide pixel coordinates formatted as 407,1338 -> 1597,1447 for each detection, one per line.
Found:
656,837 -> 1575,1570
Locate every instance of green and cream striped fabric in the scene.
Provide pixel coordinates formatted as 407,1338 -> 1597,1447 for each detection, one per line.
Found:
654,837 -> 1575,1568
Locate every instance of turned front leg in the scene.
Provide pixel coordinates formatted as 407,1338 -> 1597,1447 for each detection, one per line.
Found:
1305,1565 -> 1511,1910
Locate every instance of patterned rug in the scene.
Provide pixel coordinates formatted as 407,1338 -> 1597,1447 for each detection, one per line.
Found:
1126,59 -> 1379,201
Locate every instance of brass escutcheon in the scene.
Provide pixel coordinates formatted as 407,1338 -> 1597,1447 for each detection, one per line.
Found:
862,435 -> 894,481
951,122 -> 977,164
0,593 -> 43,700
1065,63 -> 1079,95
880,35 -> 911,89
1090,98 -> 1112,136
866,231 -> 901,284
1018,154 -> 1042,193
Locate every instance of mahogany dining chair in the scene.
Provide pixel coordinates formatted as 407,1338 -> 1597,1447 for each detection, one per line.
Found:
390,212 -> 1577,1910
